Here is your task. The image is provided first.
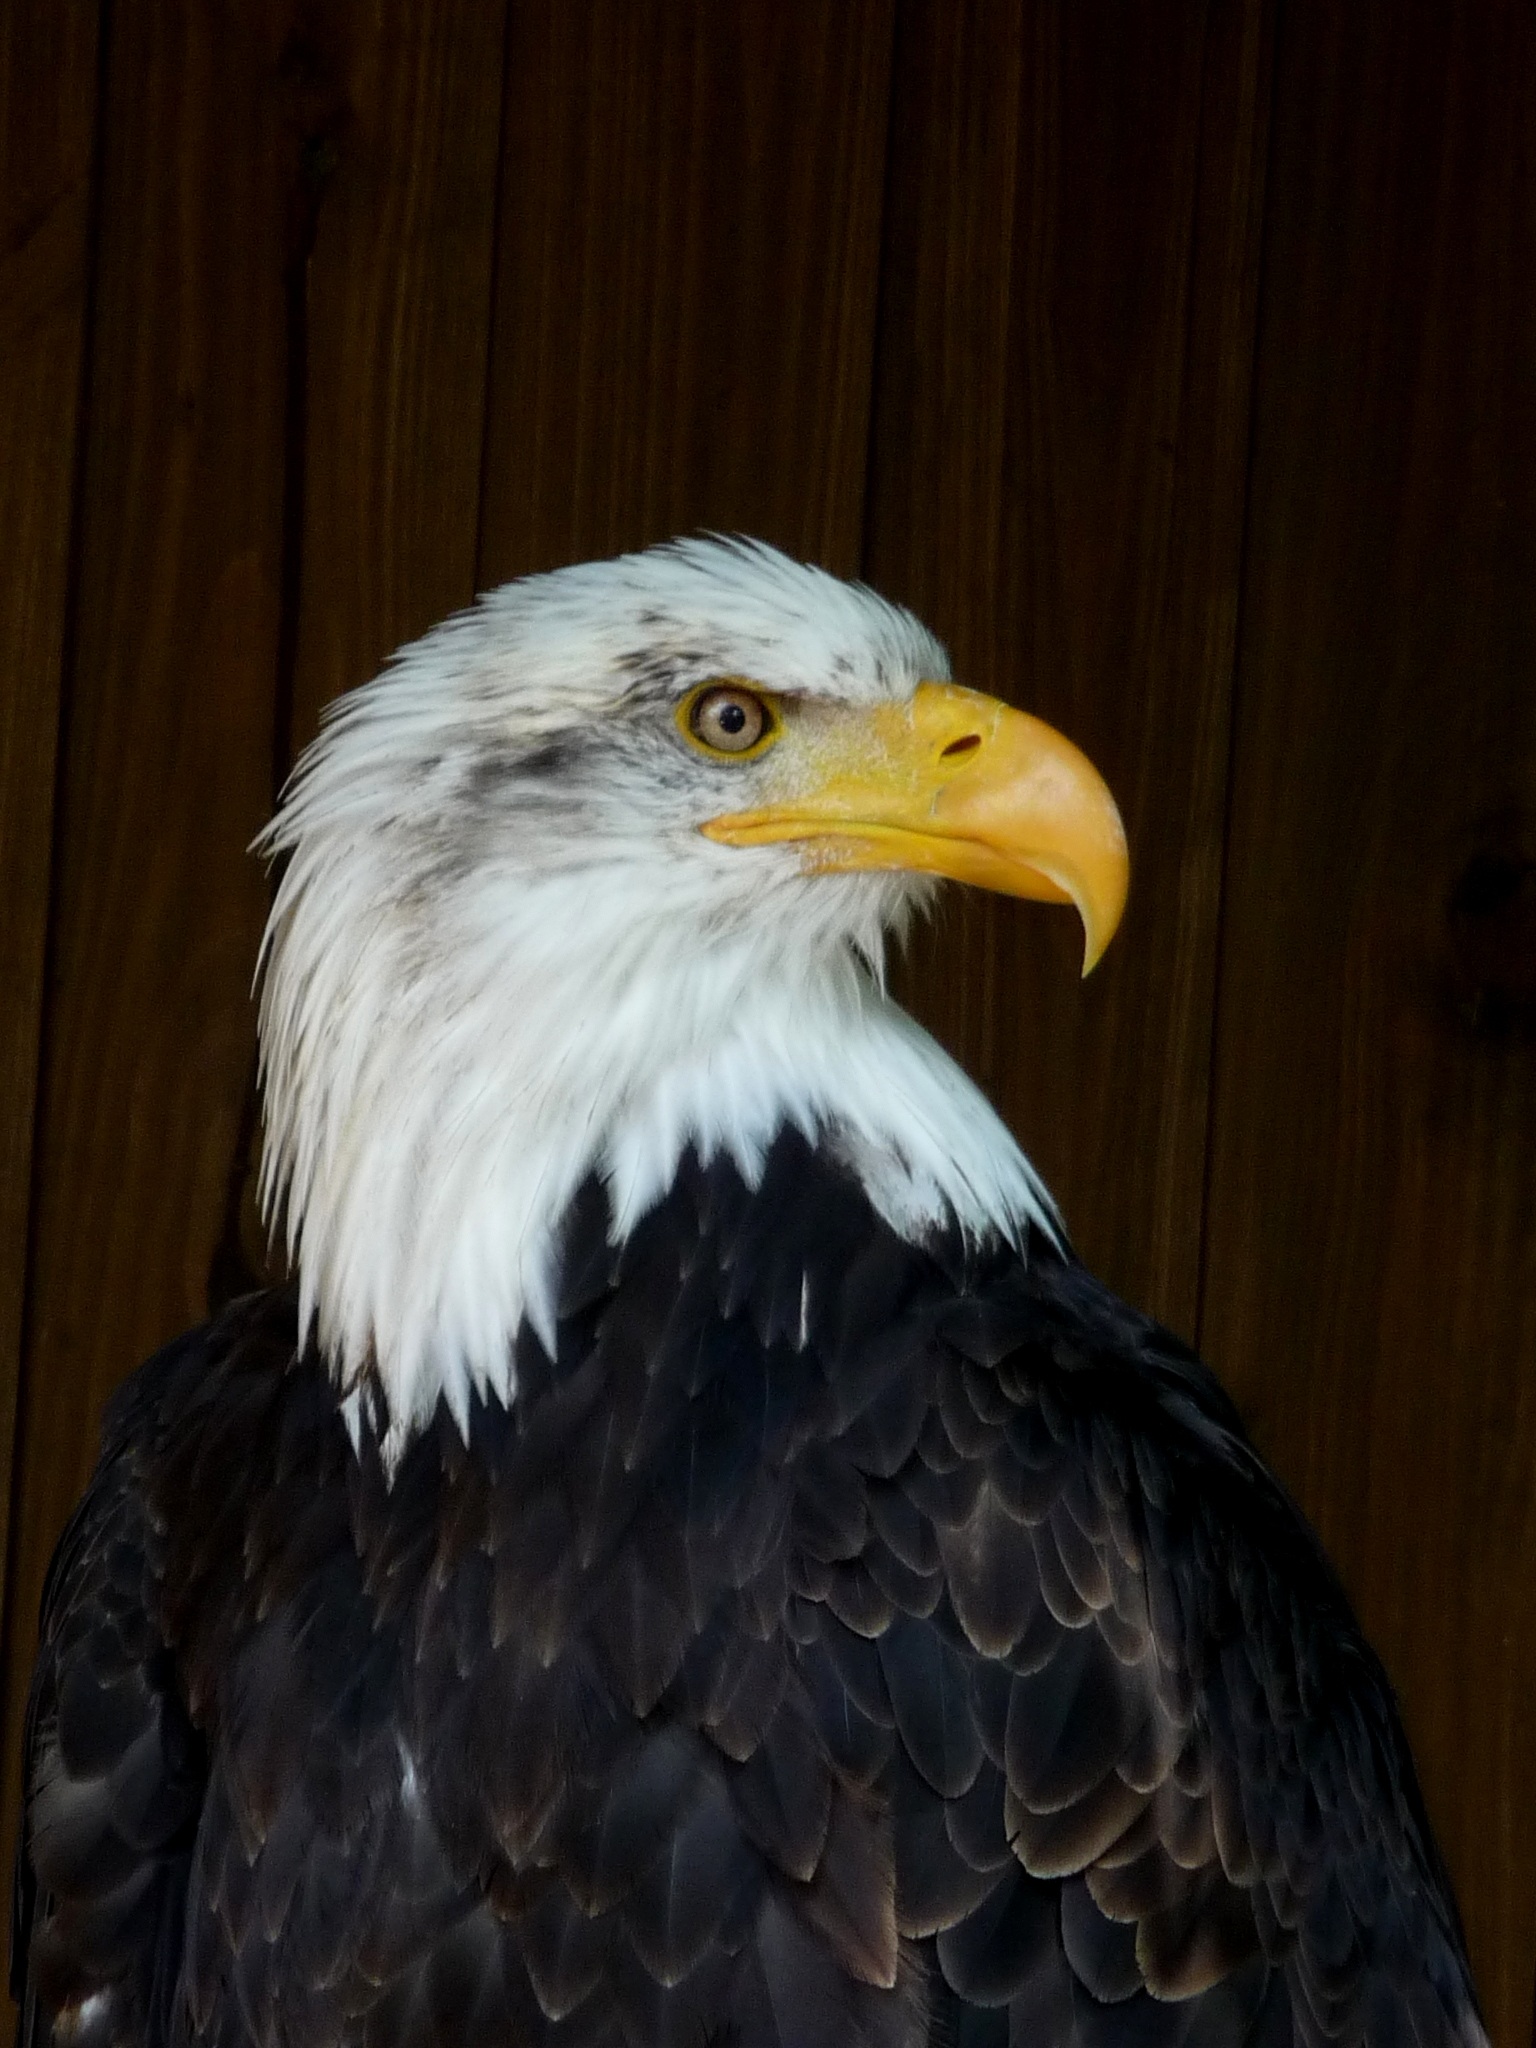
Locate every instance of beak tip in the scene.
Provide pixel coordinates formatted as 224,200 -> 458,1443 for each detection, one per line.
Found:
1075,863 -> 1128,978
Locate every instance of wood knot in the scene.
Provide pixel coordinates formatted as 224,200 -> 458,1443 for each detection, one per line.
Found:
1446,848 -> 1536,1035
276,33 -> 350,264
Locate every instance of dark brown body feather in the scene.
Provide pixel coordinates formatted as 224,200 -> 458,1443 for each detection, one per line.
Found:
12,1133 -> 1482,2048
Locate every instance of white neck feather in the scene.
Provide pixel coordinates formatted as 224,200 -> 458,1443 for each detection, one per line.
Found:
256,851 -> 1055,1464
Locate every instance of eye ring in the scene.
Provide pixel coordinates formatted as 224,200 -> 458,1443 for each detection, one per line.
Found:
678,681 -> 779,760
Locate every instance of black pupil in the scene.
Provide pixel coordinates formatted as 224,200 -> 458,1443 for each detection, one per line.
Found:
719,702 -> 747,734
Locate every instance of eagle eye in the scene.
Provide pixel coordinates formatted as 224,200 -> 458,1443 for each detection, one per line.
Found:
681,683 -> 777,759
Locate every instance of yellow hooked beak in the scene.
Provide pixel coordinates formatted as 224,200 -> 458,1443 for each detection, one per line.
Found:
700,681 -> 1129,973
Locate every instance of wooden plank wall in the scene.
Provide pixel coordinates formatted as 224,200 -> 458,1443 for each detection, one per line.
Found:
1203,5 -> 1536,2031
0,2 -> 1531,2039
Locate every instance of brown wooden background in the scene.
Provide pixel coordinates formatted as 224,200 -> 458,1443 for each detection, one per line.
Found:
2,1 -> 1534,2040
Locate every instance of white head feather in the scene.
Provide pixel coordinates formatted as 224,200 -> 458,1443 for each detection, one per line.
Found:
255,537 -> 1056,1462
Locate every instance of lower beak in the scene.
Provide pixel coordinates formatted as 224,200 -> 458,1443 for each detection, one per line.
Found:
700,681 -> 1129,973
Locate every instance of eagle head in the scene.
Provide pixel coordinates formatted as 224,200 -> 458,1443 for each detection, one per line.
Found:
254,537 -> 1127,1459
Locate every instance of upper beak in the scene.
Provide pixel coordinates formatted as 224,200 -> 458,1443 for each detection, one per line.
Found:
700,681 -> 1129,973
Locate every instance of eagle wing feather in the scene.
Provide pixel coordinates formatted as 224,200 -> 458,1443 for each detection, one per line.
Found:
11,1137 -> 1484,2048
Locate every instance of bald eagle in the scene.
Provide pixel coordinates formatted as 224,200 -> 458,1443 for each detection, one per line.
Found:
13,540 -> 1483,2048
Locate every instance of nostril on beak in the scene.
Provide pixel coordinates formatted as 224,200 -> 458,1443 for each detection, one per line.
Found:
939,734 -> 982,761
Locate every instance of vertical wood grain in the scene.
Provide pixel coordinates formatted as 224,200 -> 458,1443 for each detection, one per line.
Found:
866,0 -> 1275,1334
0,8 -> 511,2023
286,0 -> 508,757
478,0 -> 894,583
0,11 -> 292,1981
0,0 -> 101,1625
1200,2 -> 1536,2036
